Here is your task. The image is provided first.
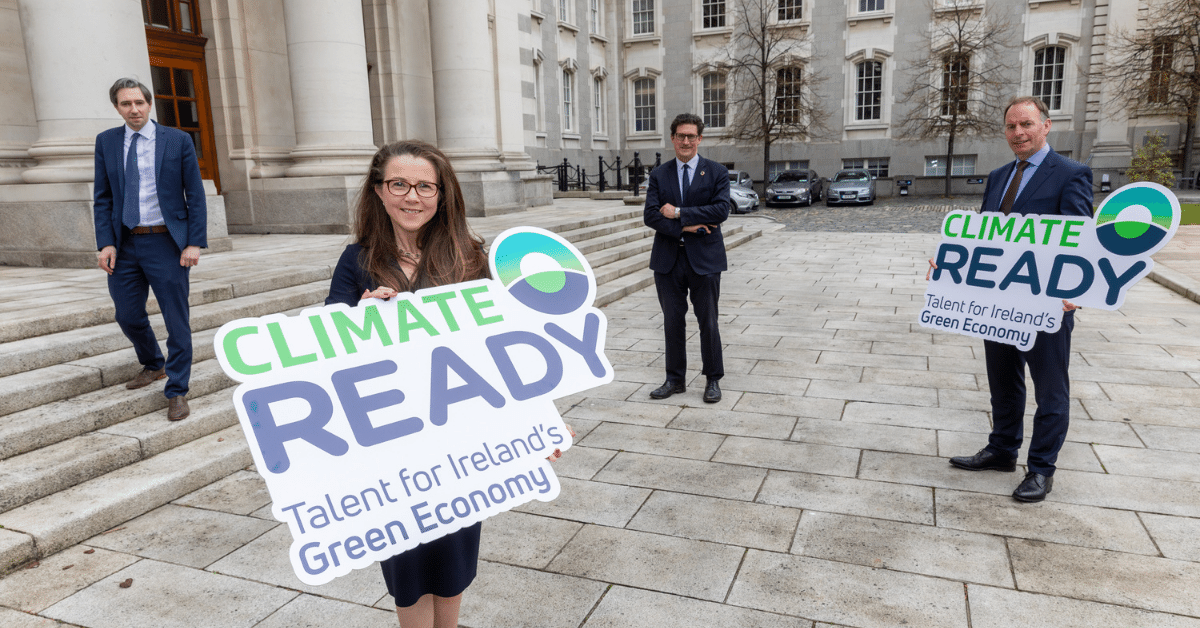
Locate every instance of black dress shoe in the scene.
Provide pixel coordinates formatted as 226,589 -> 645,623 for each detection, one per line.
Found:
650,381 -> 685,399
1013,472 -> 1053,502
703,379 -> 721,403
949,448 -> 1017,472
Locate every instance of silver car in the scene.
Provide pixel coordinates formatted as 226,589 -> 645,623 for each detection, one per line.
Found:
826,169 -> 877,206
765,169 -> 823,207
729,183 -> 759,213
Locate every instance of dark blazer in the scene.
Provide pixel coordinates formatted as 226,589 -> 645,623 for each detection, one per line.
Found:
93,122 -> 208,253
326,244 -> 376,307
981,148 -> 1092,218
643,156 -> 731,276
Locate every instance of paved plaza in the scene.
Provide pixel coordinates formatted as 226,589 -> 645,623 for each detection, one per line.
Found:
1,199 -> 1199,627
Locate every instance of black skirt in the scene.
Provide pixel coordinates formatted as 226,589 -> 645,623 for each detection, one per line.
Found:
380,522 -> 482,608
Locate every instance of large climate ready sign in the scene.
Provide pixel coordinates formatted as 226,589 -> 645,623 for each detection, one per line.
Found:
921,182 -> 1180,350
213,227 -> 613,585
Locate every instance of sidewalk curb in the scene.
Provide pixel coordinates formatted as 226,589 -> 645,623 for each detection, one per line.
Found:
1149,264 -> 1200,305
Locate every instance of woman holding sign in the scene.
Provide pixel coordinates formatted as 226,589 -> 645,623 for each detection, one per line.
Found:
326,140 -> 544,628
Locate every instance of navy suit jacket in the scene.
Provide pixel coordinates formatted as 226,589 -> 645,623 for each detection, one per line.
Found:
981,148 -> 1092,219
94,122 -> 208,253
643,156 -> 731,276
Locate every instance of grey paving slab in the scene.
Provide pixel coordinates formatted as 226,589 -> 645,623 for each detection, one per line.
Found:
207,525 -> 384,606
968,584 -> 1200,628
514,476 -> 650,527
712,435 -> 860,476
842,401 -> 989,432
173,469 -> 272,516
792,511 -> 1013,588
593,451 -> 767,500
1009,538 -> 1200,617
790,416 -> 938,455
728,550 -> 967,628
1140,513 -> 1200,562
669,407 -> 797,439
584,585 -> 811,628
859,450 -> 1017,496
41,559 -> 296,628
0,545 -> 139,613
715,372 -> 811,395
748,359 -> 864,383
734,392 -> 845,419
1133,423 -> 1200,453
872,341 -> 975,359
458,560 -> 607,628
806,380 -> 940,406
757,470 -> 934,525
1052,468 -> 1200,517
547,525 -> 744,601
1098,382 -> 1200,406
935,489 -> 1158,555
478,511 -> 582,569
861,366 -> 980,391
562,397 -> 680,427
627,490 -> 800,552
83,504 -> 277,568
577,422 -> 726,460
1093,444 -> 1200,482
1064,418 -> 1145,447
1081,399 -> 1200,427
0,607 -> 79,628
937,430 -> 1102,472
253,594 -> 396,628
549,444 -> 616,480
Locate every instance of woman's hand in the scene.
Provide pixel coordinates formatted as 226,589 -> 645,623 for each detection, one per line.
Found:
361,286 -> 398,300
546,423 -> 577,462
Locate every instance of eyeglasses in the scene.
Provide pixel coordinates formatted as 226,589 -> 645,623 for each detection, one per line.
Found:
382,178 -> 440,198
672,133 -> 700,143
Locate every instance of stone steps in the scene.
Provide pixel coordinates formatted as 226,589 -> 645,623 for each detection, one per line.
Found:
0,206 -> 762,574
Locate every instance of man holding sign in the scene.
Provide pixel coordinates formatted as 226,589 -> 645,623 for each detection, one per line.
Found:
942,96 -> 1092,502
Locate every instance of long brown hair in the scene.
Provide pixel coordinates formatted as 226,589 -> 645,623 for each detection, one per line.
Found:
353,140 -> 487,290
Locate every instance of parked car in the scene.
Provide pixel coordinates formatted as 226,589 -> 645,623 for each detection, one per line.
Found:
728,169 -> 753,188
729,183 -> 759,213
765,169 -> 823,207
826,169 -> 877,205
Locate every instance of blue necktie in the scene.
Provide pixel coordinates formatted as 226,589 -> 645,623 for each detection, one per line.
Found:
123,133 -> 141,229
680,163 -> 690,200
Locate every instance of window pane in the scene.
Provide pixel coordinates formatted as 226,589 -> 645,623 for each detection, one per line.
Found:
1032,46 -> 1065,111
703,0 -> 725,28
173,69 -> 195,98
859,0 -> 884,11
156,100 -> 178,127
179,0 -> 194,32
855,61 -> 882,121
188,131 -> 202,159
776,67 -> 802,124
778,0 -> 802,20
1150,40 -> 1172,104
702,73 -> 726,128
179,100 -> 199,127
151,66 -> 174,96
562,70 -> 572,130
941,53 -> 969,115
634,78 -> 656,132
145,0 -> 171,28
633,0 -> 654,35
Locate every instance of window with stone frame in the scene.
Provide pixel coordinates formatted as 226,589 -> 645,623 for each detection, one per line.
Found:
634,77 -> 657,132
1032,46 -> 1066,112
775,66 -> 803,125
702,72 -> 727,128
632,0 -> 655,35
855,60 -> 883,121
778,0 -> 802,21
702,0 -> 726,28
941,52 -> 970,116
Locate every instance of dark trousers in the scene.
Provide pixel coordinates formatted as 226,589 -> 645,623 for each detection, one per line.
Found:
107,230 -> 192,398
654,248 -> 723,385
983,311 -> 1074,476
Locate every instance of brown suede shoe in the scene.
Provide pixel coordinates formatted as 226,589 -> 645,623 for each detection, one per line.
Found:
167,396 -> 190,421
126,367 -> 166,389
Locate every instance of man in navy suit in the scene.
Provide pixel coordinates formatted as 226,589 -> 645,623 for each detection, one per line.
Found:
946,96 -> 1092,502
643,113 -> 731,404
94,78 -> 207,421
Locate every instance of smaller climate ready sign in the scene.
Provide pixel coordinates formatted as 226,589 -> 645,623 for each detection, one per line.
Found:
921,182 -> 1181,350
213,227 -> 613,585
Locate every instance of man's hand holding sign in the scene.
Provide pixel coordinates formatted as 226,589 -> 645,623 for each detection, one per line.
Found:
921,97 -> 1180,504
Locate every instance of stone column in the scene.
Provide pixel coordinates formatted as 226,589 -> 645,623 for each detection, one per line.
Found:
0,0 -> 36,184
1089,0 -> 1136,171
18,0 -> 152,183
282,0 -> 376,177
428,0 -> 502,170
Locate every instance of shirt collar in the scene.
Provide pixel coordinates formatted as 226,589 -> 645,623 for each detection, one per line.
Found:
678,155 -> 700,173
1020,142 -> 1050,168
125,119 -> 156,141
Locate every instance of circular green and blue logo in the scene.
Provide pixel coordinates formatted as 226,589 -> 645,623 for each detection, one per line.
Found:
1094,182 -> 1180,257
491,228 -> 594,315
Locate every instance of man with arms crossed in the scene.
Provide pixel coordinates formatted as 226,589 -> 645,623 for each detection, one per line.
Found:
94,78 -> 207,421
943,96 -> 1092,502
643,113 -> 731,404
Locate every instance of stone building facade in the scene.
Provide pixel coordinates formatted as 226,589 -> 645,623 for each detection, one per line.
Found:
0,0 -> 1186,266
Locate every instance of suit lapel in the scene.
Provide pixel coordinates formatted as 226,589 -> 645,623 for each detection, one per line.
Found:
109,128 -> 127,204
1013,150 -> 1057,211
155,122 -> 167,183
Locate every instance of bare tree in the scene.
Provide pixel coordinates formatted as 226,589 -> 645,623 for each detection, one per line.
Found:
1103,0 -> 1200,187
896,0 -> 1015,197
708,0 -> 826,190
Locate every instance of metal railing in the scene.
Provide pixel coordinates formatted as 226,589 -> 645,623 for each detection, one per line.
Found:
536,152 -> 662,196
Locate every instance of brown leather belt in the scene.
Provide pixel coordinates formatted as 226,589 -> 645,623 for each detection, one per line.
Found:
130,225 -> 169,235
